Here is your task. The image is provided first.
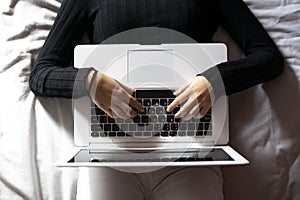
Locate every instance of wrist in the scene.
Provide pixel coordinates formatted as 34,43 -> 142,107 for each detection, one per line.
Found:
200,76 -> 215,103
85,69 -> 98,95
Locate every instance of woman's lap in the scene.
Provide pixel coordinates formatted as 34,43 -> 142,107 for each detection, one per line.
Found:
76,166 -> 223,200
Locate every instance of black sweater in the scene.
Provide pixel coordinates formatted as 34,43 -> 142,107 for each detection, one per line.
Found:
29,0 -> 284,98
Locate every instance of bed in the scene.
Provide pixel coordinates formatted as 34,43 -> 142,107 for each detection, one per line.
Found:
0,0 -> 299,199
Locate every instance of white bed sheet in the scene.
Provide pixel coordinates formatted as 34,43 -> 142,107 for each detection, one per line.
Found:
0,0 -> 299,199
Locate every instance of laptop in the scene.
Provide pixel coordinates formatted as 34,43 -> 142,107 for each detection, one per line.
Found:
56,43 -> 249,168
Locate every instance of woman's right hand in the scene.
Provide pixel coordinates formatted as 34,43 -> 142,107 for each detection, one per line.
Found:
86,70 -> 144,118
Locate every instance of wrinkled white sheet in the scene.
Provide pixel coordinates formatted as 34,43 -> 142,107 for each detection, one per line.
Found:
0,0 -> 299,199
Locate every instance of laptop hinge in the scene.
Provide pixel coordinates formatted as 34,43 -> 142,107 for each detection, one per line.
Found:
88,140 -> 216,153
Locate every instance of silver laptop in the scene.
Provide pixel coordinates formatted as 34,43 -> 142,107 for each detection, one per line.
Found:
56,43 -> 249,168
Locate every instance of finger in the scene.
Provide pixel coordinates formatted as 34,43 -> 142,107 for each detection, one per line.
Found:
174,97 -> 196,119
111,105 -> 126,119
129,96 -> 144,112
190,105 -> 202,119
94,102 -> 114,118
106,108 -> 115,118
118,101 -> 137,118
181,113 -> 193,122
129,108 -> 138,118
173,84 -> 189,96
199,101 -> 211,118
167,87 -> 191,112
118,81 -> 135,95
117,88 -> 144,112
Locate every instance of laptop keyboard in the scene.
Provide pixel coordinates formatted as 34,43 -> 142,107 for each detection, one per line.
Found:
90,90 -> 212,138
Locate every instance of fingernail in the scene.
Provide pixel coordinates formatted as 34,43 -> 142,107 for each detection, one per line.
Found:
166,107 -> 170,112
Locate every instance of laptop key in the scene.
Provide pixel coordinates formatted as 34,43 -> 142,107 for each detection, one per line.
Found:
112,124 -> 120,131
99,116 -> 107,123
154,124 -> 162,131
158,115 -> 166,122
204,123 -> 211,130
91,132 -> 99,137
141,116 -> 149,123
175,117 -> 181,122
149,115 -> 158,123
188,123 -> 196,130
129,124 -> 136,131
109,132 -> 116,137
187,131 -> 195,136
137,124 -> 145,131
145,124 -> 153,131
143,99 -> 151,106
204,130 -> 213,136
116,118 -> 124,123
100,132 -> 107,137
168,99 -> 174,105
170,131 -> 177,137
121,124 -> 128,131
172,107 -> 180,114
126,132 -> 134,137
104,124 -> 111,131
152,99 -> 159,106
94,108 -> 105,115
91,116 -> 99,123
196,131 -> 203,136
163,124 -> 170,131
178,131 -> 186,136
91,124 -> 102,131
135,132 -> 143,137
161,132 -> 169,137
133,116 -> 141,123
117,132 -> 125,137
201,115 -> 211,123
160,99 -> 168,106
108,117 -> 115,123
143,132 -> 151,137
152,132 -> 160,136
171,123 -> 178,131
149,107 -> 155,114
156,107 -> 164,115
167,115 -> 175,122
198,123 -> 204,130
178,123 -> 187,130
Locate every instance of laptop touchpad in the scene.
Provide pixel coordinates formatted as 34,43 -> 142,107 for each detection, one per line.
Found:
127,50 -> 174,85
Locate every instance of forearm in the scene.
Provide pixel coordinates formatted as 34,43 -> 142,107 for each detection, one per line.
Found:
217,47 -> 284,95
29,64 -> 92,98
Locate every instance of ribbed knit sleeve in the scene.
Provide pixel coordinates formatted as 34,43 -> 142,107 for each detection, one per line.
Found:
29,0 -> 91,98
30,0 -> 284,99
203,0 -> 284,96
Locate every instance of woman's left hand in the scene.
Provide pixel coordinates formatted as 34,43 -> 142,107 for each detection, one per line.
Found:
167,76 -> 213,121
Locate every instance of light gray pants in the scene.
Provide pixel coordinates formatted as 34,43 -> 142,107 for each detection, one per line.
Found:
76,166 -> 223,200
